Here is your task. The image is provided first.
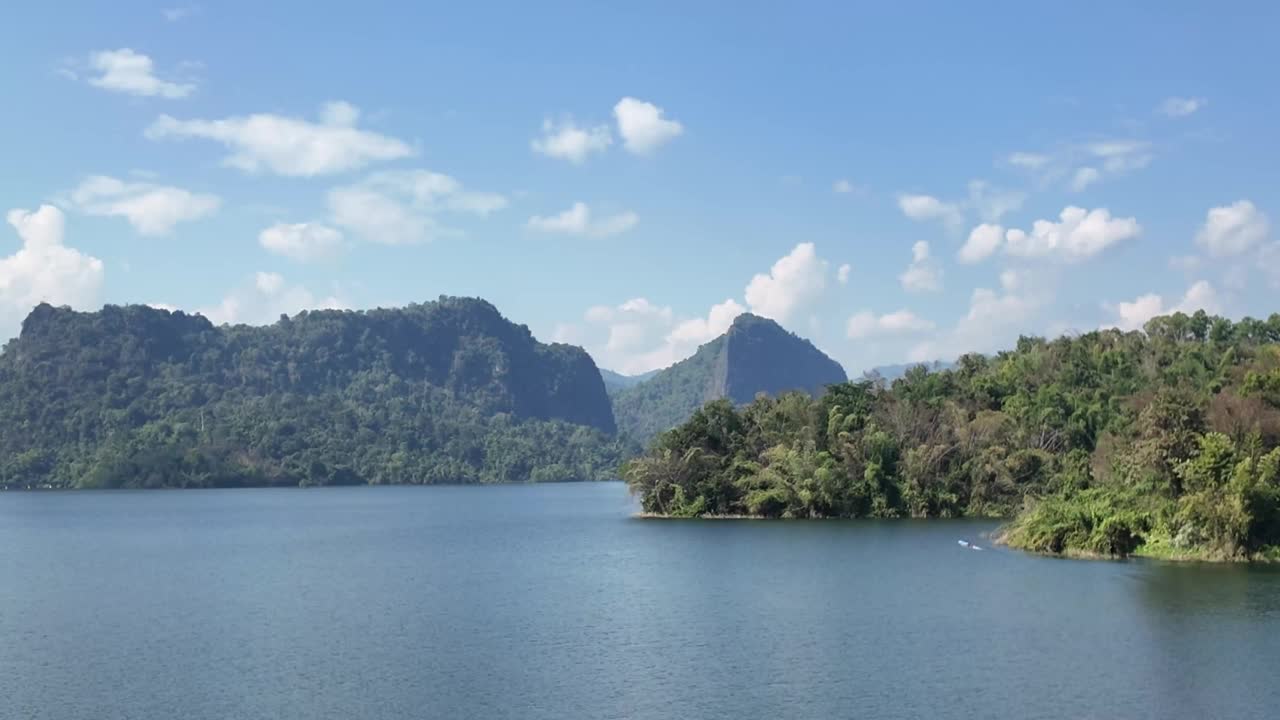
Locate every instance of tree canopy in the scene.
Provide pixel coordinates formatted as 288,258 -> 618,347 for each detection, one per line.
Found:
0,298 -> 624,488
624,310 -> 1280,560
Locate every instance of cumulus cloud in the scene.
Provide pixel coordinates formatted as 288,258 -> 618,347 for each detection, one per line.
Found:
329,169 -> 505,245
1005,206 -> 1140,262
85,48 -> 194,98
199,271 -> 345,326
258,222 -> 344,262
744,242 -> 829,322
572,296 -> 744,375
67,175 -> 220,235
1195,200 -> 1269,257
526,202 -> 638,238
1,206 -> 105,339
531,118 -> 612,163
837,263 -> 851,284
613,97 -> 683,155
908,271 -> 1050,362
1260,243 -> 1280,289
668,298 -> 746,346
146,102 -> 414,176
1159,96 -> 1206,117
846,309 -> 934,339
1105,280 -> 1221,332
899,241 -> 942,293
568,242 -> 834,373
897,194 -> 963,230
958,223 -> 1004,264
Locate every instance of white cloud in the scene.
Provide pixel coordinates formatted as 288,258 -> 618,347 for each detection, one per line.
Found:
531,118 -> 612,163
259,222 -> 344,262
837,263 -> 851,284
909,277 -> 1050,362
967,180 -> 1024,222
958,223 -> 1004,264
162,5 -> 199,21
86,48 -> 194,98
1195,200 -> 1269,257
1089,140 -> 1153,174
668,298 -> 745,345
1159,96 -> 1206,118
526,202 -> 638,238
1008,152 -> 1049,170
744,242 -> 829,322
199,271 -> 345,326
613,97 -> 683,155
329,169 -> 505,245
570,242 -> 834,373
1070,167 -> 1101,192
1260,243 -> 1280,289
2,206 -> 105,339
364,170 -> 507,215
146,102 -> 414,176
1105,280 -> 1221,332
897,193 -> 963,230
1005,206 -> 1140,262
846,309 -> 934,339
68,175 -> 220,235
329,187 -> 440,246
576,296 -> 744,375
1009,139 -> 1152,191
833,179 -> 863,195
899,241 -> 942,293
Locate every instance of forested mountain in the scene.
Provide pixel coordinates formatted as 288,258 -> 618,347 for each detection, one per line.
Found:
611,313 -> 847,444
599,368 -> 659,393
0,298 -> 622,488
624,311 -> 1280,561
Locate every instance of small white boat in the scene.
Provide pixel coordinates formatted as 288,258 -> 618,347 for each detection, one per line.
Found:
958,540 -> 970,548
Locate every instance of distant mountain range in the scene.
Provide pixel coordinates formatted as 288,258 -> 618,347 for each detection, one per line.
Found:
609,313 -> 847,444
861,360 -> 955,382
599,368 -> 660,392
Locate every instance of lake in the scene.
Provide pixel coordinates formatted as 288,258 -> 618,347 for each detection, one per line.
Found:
2,482 -> 1279,720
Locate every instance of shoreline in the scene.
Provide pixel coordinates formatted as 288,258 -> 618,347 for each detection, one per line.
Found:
640,514 -> 1280,564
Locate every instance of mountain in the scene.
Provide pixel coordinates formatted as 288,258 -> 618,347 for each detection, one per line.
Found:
599,368 -> 660,393
611,313 -> 847,444
0,297 -> 621,488
862,360 -> 955,383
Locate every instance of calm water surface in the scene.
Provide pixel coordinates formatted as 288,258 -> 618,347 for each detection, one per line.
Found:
2,482 -> 1279,720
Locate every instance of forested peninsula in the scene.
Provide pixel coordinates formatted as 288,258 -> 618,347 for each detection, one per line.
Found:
624,311 -> 1280,562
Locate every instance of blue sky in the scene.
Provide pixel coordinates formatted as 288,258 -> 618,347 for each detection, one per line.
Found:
3,1 -> 1278,374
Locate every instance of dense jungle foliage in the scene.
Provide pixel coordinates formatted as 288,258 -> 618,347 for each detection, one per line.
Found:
624,311 -> 1280,561
0,298 -> 624,488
